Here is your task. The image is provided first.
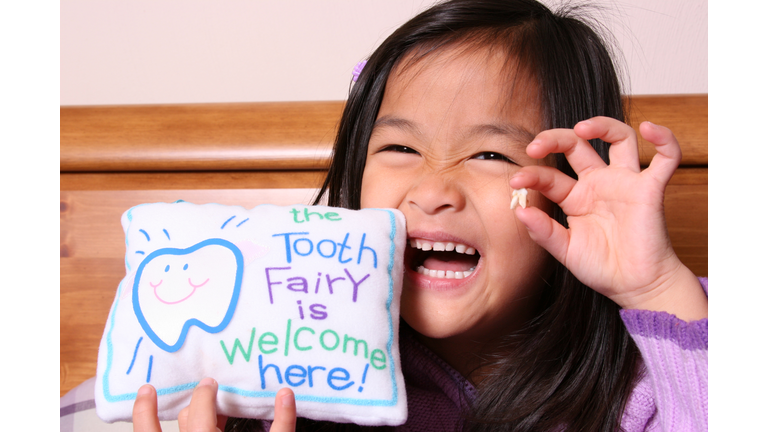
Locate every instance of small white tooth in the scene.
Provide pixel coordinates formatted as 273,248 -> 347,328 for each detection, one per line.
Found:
455,244 -> 467,253
410,239 -> 417,248
446,270 -> 455,278
429,269 -> 437,277
437,270 -> 446,278
415,240 -> 423,249
465,247 -> 476,255
445,242 -> 455,251
511,188 -> 528,209
422,242 -> 433,251
463,270 -> 473,277
417,265 -> 426,274
455,272 -> 465,279
433,242 -> 446,251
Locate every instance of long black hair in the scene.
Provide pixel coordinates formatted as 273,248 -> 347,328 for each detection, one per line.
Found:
230,1 -> 640,430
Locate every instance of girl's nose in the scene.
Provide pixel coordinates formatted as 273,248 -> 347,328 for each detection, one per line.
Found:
406,171 -> 466,215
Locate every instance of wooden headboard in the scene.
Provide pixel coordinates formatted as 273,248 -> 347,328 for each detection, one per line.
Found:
60,95 -> 707,397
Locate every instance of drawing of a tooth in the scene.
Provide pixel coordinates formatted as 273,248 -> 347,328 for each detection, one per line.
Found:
132,238 -> 244,352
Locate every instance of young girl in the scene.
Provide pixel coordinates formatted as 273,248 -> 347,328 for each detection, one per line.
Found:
133,0 -> 708,430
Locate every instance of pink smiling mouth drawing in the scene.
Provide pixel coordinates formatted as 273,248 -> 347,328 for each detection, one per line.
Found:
152,278 -> 210,305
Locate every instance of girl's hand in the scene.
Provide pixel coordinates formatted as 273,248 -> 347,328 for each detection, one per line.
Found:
511,117 -> 707,321
132,379 -> 297,432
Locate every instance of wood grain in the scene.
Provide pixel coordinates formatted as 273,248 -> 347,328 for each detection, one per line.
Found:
60,170 -> 327,191
61,258 -> 125,397
60,101 -> 343,171
60,95 -> 706,173
629,95 -> 708,166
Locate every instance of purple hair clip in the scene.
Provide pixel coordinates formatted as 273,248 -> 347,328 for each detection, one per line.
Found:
352,60 -> 367,83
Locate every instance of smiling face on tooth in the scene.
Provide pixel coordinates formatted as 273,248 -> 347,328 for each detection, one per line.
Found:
149,261 -> 210,305
133,239 -> 243,352
361,47 -> 553,347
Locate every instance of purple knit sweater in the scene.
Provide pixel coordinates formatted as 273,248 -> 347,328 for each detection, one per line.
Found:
394,278 -> 709,431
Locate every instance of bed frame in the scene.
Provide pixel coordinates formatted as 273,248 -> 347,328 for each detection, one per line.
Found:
60,95 -> 707,397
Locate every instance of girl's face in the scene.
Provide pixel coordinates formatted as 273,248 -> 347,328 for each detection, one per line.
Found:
361,48 -> 552,346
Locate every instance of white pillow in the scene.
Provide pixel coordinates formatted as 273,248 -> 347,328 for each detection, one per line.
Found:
95,202 -> 407,426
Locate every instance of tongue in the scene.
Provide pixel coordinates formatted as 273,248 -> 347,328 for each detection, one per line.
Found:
422,251 -> 478,271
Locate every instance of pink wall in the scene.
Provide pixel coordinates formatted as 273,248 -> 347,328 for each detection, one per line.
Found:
60,0 -> 707,105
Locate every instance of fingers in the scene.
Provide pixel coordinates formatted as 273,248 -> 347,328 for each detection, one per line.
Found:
639,121 -> 682,185
514,205 -> 570,266
529,117 -> 642,176
133,384 -> 162,432
271,388 -> 297,432
573,117 -> 641,171
178,377 -> 221,432
510,166 -> 577,209
527,128 -> 607,175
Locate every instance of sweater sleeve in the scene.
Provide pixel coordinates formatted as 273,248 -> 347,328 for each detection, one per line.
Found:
619,277 -> 708,432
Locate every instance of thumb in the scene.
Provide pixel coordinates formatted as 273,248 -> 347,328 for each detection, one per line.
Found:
514,206 -> 570,266
271,388 -> 297,432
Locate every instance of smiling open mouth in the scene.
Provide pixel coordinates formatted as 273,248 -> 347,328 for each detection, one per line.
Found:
409,239 -> 479,279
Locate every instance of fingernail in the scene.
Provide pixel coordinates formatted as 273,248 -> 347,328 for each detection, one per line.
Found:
281,393 -> 295,408
137,384 -> 153,396
199,377 -> 217,388
577,119 -> 592,126
528,139 -> 541,147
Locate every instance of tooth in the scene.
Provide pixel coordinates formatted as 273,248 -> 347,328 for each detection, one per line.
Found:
455,272 -> 464,279
510,188 -> 528,210
433,242 -> 446,251
436,270 -> 445,278
463,270 -> 473,278
422,242 -> 433,251
446,270 -> 455,278
429,269 -> 437,277
415,240 -> 423,249
455,244 -> 467,253
445,242 -> 455,251
410,239 -> 417,248
134,242 -> 240,350
465,247 -> 475,255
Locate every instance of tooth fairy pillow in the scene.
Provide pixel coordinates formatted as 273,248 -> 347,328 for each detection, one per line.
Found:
95,202 -> 408,426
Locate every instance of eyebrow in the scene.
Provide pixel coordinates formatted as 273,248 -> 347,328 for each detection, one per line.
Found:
463,123 -> 537,146
371,116 -> 424,140
372,116 -> 536,147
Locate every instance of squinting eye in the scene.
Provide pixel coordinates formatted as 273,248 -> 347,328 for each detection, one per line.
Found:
472,152 -> 514,163
380,145 -> 419,155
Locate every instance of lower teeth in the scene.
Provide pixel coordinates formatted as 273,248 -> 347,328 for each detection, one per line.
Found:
416,266 -> 475,279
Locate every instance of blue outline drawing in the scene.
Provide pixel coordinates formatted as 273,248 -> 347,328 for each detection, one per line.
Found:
132,238 -> 245,353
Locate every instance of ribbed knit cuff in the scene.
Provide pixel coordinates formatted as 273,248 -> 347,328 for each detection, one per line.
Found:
620,276 -> 708,350
620,309 -> 708,350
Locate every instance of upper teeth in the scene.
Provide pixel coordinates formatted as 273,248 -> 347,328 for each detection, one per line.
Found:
409,239 -> 476,255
